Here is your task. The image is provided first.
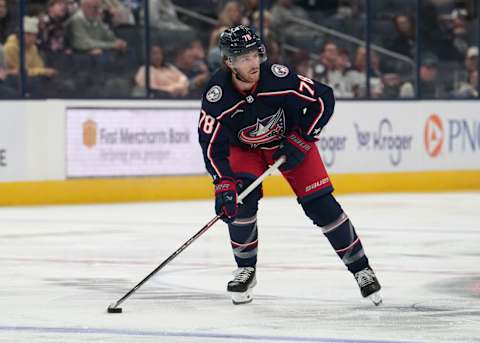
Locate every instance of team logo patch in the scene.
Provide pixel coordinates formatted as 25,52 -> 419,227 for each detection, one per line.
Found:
206,85 -> 222,102
271,64 -> 289,78
238,108 -> 286,147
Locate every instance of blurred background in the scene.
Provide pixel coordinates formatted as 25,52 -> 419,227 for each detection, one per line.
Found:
0,0 -> 478,100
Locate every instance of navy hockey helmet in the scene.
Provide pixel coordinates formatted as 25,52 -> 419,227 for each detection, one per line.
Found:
219,25 -> 266,60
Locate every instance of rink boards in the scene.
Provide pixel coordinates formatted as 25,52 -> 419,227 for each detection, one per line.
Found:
0,99 -> 479,205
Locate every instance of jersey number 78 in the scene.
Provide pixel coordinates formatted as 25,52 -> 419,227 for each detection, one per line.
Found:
199,110 -> 216,134
298,74 -> 315,97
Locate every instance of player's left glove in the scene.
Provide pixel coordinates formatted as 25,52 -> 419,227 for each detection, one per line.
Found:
215,177 -> 239,223
273,131 -> 315,171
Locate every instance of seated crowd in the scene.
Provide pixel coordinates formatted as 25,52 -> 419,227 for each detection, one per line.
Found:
0,0 -> 478,98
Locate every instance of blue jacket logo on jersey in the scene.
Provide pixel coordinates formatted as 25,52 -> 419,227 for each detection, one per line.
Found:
238,108 -> 286,147
206,85 -> 223,102
271,64 -> 289,78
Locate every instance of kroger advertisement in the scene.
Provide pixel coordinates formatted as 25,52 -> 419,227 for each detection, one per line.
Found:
66,107 -> 205,177
318,101 -> 480,173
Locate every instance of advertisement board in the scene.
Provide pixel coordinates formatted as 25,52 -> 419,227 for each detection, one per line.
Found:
318,101 -> 480,173
2,100 -> 479,184
0,104 -> 28,182
66,107 -> 206,177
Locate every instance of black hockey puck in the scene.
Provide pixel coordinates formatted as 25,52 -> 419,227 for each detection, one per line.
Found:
107,304 -> 122,313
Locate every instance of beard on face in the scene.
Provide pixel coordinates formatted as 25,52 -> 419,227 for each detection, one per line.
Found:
240,67 -> 259,83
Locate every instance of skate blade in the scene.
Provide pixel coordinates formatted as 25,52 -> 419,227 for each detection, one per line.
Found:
368,291 -> 382,306
230,288 -> 254,305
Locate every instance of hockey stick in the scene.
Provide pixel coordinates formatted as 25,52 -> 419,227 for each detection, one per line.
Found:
107,156 -> 286,313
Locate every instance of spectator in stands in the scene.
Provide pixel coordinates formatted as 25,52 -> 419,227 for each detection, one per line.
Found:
38,0 -> 72,68
173,43 -> 209,97
452,45 -> 478,92
191,39 -> 207,66
101,0 -> 136,27
290,50 -> 314,79
380,73 -> 402,98
270,0 -> 321,50
252,9 -> 271,36
0,43 -> 7,73
64,0 -> 133,97
333,0 -> 362,20
420,1 -> 463,63
264,37 -> 282,64
242,0 -> 259,26
453,69 -> 478,98
3,16 -> 74,96
345,46 -> 383,98
146,0 -> 191,32
190,38 -> 210,85
400,54 -> 446,98
207,25 -> 227,72
336,48 -> 351,70
0,42 -> 17,97
0,43 -> 5,72
252,9 -> 280,46
144,0 -> 194,52
134,45 -> 189,97
313,41 -> 337,83
419,55 -> 445,98
251,9 -> 283,64
448,7 -> 469,60
209,3 -> 264,63
465,46 -> 478,75
0,0 -> 15,44
4,16 -> 57,78
217,1 -> 245,27
453,46 -> 478,98
312,42 -> 353,97
68,0 -> 127,53
66,0 -> 79,14
208,1 -> 245,60
327,47 -> 353,97
385,14 -> 415,58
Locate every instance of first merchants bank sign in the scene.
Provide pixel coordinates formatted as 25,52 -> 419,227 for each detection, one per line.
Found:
66,108 -> 206,178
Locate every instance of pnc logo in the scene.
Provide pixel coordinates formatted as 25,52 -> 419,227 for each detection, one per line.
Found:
424,114 -> 444,157
83,119 -> 97,148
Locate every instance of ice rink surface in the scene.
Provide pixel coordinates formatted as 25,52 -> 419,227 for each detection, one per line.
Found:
0,192 -> 479,343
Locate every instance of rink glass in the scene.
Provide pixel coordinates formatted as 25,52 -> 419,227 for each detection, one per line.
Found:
0,0 -> 478,99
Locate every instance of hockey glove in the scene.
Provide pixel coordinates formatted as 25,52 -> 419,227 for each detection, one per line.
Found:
273,131 -> 315,171
215,177 -> 239,223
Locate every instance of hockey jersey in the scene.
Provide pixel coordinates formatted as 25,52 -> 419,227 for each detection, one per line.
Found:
198,62 -> 335,181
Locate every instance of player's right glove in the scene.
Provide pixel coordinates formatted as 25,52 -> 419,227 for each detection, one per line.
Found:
273,130 -> 315,171
215,177 -> 239,223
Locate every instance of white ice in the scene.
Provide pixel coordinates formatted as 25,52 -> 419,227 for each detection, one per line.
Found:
0,192 -> 479,343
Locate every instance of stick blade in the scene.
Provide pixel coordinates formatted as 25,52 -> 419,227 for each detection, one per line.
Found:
107,303 -> 122,313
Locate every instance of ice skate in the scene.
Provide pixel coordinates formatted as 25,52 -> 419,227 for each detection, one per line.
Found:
354,266 -> 382,306
227,267 -> 257,305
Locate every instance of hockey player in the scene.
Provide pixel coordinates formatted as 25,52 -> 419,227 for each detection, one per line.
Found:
198,25 -> 382,306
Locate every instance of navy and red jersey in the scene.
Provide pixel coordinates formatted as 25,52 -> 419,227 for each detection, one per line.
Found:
198,62 -> 335,181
